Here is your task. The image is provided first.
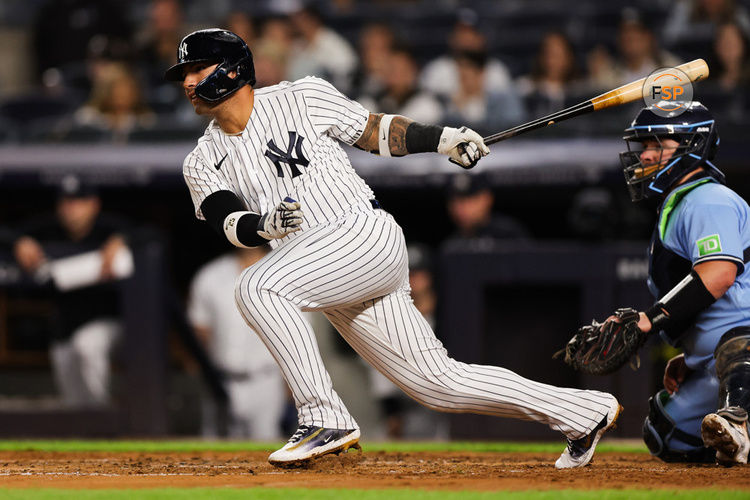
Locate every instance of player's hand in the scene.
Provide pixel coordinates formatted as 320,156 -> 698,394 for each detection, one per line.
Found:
257,197 -> 304,240
13,236 -> 46,273
663,353 -> 689,395
100,235 -> 126,280
438,126 -> 490,169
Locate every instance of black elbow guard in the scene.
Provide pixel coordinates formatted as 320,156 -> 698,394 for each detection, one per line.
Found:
645,269 -> 717,342
200,191 -> 267,247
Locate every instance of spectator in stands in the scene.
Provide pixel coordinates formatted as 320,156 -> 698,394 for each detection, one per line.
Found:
71,63 -> 156,143
226,10 -> 257,48
188,245 -> 286,440
259,15 -> 295,58
709,22 -> 750,91
420,8 -> 512,99
358,45 -> 443,125
516,31 -> 580,119
703,22 -> 750,121
12,176 -> 131,408
663,0 -> 750,48
444,50 -> 524,135
253,42 -> 289,88
134,0 -> 186,115
286,5 -> 358,93
353,22 -> 396,98
32,0 -> 132,89
446,173 -> 529,241
247,17 -> 295,88
588,12 -> 681,90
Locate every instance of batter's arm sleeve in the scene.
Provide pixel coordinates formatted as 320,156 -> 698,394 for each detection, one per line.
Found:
200,190 -> 268,248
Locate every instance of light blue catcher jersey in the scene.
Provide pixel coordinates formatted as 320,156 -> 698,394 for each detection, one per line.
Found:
651,178 -> 750,368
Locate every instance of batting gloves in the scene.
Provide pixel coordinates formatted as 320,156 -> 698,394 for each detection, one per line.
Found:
438,126 -> 490,169
257,197 -> 304,240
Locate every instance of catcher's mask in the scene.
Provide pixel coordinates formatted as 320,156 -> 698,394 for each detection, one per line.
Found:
164,28 -> 255,102
619,102 -> 723,202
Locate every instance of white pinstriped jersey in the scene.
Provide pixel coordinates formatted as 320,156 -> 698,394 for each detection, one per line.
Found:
182,75 -> 618,449
183,76 -> 375,247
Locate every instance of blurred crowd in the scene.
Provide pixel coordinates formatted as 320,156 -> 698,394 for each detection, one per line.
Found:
1,0 -> 749,440
0,0 -> 748,144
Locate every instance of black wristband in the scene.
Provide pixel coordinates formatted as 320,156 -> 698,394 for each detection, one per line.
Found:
236,212 -> 267,246
645,269 -> 717,341
405,122 -> 443,154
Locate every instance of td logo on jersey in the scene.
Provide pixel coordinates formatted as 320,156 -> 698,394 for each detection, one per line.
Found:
265,131 -> 310,178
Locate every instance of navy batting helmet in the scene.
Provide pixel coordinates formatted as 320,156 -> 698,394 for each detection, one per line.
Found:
164,28 -> 255,102
620,102 -> 722,202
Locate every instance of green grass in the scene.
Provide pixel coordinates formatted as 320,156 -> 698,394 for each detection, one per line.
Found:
0,489 -> 747,500
0,439 -> 648,454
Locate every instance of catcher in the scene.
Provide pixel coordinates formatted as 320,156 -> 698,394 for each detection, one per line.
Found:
559,102 -> 750,465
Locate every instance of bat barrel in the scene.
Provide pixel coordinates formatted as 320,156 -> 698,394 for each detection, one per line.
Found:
483,59 -> 709,146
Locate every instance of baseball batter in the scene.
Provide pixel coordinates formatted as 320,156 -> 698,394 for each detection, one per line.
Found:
166,29 -> 620,468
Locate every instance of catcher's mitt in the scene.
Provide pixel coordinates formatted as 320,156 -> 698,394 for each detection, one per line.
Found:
554,307 -> 648,375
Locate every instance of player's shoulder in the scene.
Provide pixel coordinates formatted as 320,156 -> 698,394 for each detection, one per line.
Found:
183,122 -> 221,169
269,76 -> 341,96
683,180 -> 742,211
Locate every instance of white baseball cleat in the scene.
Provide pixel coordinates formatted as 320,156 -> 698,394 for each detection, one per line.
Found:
555,395 -> 622,469
701,408 -> 750,466
268,425 -> 361,467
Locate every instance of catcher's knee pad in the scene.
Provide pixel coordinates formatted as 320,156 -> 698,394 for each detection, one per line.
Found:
642,390 -> 715,463
715,326 -> 750,411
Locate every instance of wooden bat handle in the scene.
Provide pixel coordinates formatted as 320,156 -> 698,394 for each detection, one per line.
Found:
591,58 -> 709,111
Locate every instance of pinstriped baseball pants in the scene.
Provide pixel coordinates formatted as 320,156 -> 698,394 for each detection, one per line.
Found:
234,207 -> 614,439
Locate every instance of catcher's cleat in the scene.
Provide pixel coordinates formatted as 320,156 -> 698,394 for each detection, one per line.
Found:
701,408 -> 750,466
268,425 -> 361,467
555,396 -> 622,469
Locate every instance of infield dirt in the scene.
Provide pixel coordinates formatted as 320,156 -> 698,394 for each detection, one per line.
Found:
1,450 -> 749,490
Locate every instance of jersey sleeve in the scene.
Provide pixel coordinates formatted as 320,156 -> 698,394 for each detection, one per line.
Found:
299,77 -> 370,145
679,202 -> 745,272
183,152 -> 233,220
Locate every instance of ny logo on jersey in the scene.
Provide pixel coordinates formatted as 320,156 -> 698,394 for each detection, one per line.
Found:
265,131 -> 309,178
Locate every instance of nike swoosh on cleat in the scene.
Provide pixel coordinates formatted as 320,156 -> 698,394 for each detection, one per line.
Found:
322,435 -> 333,444
214,153 -> 228,170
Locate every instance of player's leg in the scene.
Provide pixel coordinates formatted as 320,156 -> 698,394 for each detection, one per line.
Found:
245,371 -> 287,441
233,210 -> 407,464
324,284 -> 620,468
701,327 -> 750,465
71,319 -> 121,406
642,368 -> 718,463
49,339 -> 88,406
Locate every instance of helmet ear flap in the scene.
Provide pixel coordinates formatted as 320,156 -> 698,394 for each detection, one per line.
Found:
707,128 -> 719,161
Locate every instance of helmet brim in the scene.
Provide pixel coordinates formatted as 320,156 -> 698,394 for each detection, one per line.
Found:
164,58 -> 219,82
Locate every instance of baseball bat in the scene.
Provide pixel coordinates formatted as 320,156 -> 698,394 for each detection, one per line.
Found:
484,58 -> 709,145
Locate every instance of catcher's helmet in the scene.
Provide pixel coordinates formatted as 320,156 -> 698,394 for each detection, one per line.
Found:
620,101 -> 722,202
164,28 -> 255,102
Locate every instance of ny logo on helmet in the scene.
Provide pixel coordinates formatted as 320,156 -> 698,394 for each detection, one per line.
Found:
178,42 -> 188,61
265,131 -> 309,178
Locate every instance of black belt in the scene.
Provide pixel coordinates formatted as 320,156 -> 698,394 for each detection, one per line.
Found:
370,199 -> 382,210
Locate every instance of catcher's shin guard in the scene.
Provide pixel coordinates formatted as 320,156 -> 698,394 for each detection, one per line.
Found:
715,326 -> 750,412
642,390 -> 715,463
